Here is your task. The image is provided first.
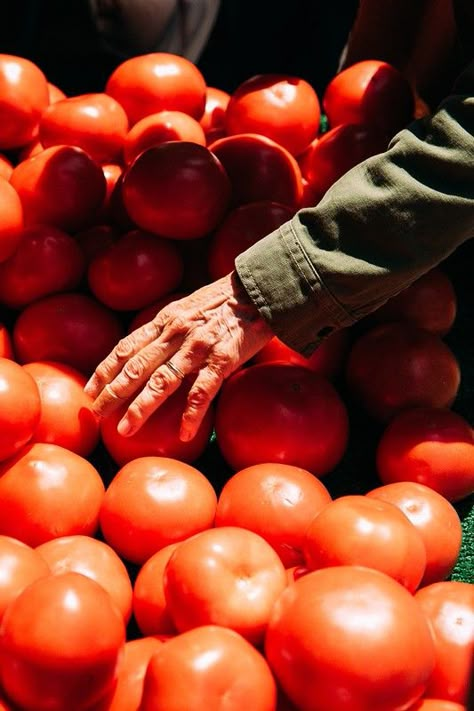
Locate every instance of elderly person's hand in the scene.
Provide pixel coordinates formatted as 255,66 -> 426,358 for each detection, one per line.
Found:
84,272 -> 273,442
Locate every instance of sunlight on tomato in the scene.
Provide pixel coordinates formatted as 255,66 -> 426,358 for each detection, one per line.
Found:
0,54 -> 49,149
0,535 -> 50,623
133,543 -> 180,636
0,357 -> 40,462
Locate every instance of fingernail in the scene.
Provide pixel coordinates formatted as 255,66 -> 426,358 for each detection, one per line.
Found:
179,428 -> 193,442
117,418 -> 133,437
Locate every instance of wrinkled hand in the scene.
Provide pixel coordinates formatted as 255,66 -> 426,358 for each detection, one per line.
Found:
84,272 -> 273,441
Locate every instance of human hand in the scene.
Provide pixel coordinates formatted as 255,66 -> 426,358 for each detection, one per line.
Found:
84,272 -> 273,441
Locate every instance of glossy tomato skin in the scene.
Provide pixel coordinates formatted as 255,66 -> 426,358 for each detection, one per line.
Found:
105,52 -> 207,125
122,141 -> 231,239
408,701 -> 467,711
0,54 -> 49,149
376,407 -> 474,502
140,625 -> 277,711
0,153 -> 13,180
200,86 -> 231,141
0,176 -> 24,263
0,572 -> 126,711
215,363 -> 349,475
265,566 -> 435,711
133,542 -> 180,636
0,358 -> 41,462
225,74 -> 321,156
0,535 -> 50,623
123,110 -> 206,165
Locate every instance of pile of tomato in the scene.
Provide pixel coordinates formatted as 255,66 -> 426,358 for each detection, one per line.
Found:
0,51 -> 472,711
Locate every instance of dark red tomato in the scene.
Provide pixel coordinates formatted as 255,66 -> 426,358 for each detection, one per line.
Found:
122,142 -> 231,239
13,292 -> 124,376
99,456 -> 217,565
345,322 -> 461,422
128,291 -> 187,333
105,171 -> 136,231
123,110 -> 206,165
252,329 -> 351,380
23,360 -> 100,457
0,357 -> 41,462
47,82 -> 66,104
225,74 -> 321,156
323,60 -> 415,137
0,572 -> 125,711
214,363 -> 349,475
0,324 -> 14,359
376,407 -> 474,503
10,145 -> 107,232
200,86 -> 231,141
209,133 -> 303,208
0,535 -> 50,623
39,93 -> 129,164
415,582 -> 473,705
133,543 -> 180,636
298,123 -> 387,200
0,176 -> 23,263
0,153 -> 13,180
74,224 -> 120,264
88,229 -> 184,311
265,567 -> 435,711
0,442 -> 105,546
0,54 -> 49,150
208,200 -> 295,280
299,176 -> 320,208
105,52 -> 207,125
0,225 -> 85,309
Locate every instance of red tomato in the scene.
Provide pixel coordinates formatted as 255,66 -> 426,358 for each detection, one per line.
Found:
376,407 -> 474,503
323,60 -> 415,137
0,535 -> 50,623
415,582 -> 474,705
408,702 -> 467,711
39,93 -> 129,164
0,572 -> 125,711
74,224 -> 120,264
23,360 -> 100,457
101,163 -> 123,211
123,110 -> 206,165
100,381 -> 214,466
366,481 -> 463,586
47,82 -> 66,104
303,495 -> 426,592
122,141 -> 231,239
200,86 -> 231,141
36,535 -> 133,624
163,526 -> 287,645
105,52 -> 207,125
88,229 -> 184,311
225,74 -> 321,156
265,566 -> 435,711
0,154 -> 13,180
13,292 -> 124,376
0,357 -> 40,462
208,200 -> 295,280
128,291 -> 187,333
0,442 -> 105,546
10,145 -> 107,231
345,322 -> 461,422
0,176 -> 23,263
215,463 -> 332,568
209,133 -> 303,208
215,363 -> 349,475
99,456 -> 217,565
0,324 -> 14,359
17,138 -> 44,160
0,224 -> 85,309
140,625 -> 277,711
133,543 -> 180,636
0,54 -> 49,149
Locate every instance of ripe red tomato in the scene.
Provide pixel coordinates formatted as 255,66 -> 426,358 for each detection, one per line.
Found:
408,701 -> 467,711
209,133 -> 303,208
366,481 -> 463,586
36,535 -> 133,624
0,572 -> 125,711
10,145 -> 107,232
0,357 -> 41,462
105,52 -> 207,125
323,60 -> 414,137
415,582 -> 474,705
215,363 -> 349,475
0,535 -> 50,623
87,229 -> 184,311
215,463 -> 332,568
376,407 -> 474,502
163,526 -> 287,645
99,456 -> 217,565
207,200 -> 295,280
265,566 -> 435,711
346,322 -> 461,422
0,324 -> 14,359
123,110 -> 206,165
200,86 -> 231,142
74,223 -> 120,264
122,142 -> 231,239
0,176 -> 23,263
0,54 -> 49,149
133,543 -> 180,636
0,153 -> 13,180
225,74 -> 321,156
140,625 -> 277,711
0,442 -> 105,546
0,224 -> 85,309
39,93 -> 129,164
13,292 -> 124,376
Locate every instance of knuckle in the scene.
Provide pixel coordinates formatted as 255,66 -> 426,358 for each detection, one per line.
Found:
147,370 -> 169,394
115,336 -> 136,359
187,385 -> 211,410
123,355 -> 147,381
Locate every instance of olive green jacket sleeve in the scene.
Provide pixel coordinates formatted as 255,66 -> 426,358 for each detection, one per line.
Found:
235,61 -> 474,356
